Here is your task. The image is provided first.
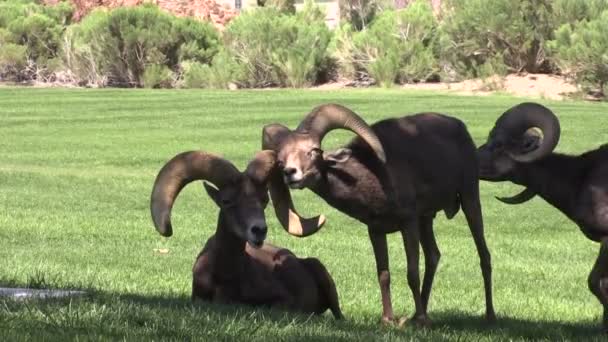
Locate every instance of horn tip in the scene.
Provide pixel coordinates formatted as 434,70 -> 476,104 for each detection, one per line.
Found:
317,214 -> 326,227
378,151 -> 387,163
495,196 -> 516,205
151,210 -> 173,237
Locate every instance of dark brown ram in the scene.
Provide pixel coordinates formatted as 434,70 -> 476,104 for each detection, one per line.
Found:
478,102 -> 608,332
262,104 -> 495,326
150,150 -> 342,319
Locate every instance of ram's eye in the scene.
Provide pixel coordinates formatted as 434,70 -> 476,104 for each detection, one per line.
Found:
221,198 -> 235,207
276,160 -> 284,168
490,141 -> 504,152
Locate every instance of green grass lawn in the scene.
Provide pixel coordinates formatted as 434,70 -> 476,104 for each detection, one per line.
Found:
1,88 -> 608,341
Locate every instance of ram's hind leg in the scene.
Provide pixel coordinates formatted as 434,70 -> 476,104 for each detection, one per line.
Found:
419,215 -> 441,313
300,258 -> 343,319
400,217 -> 429,327
460,186 -> 496,322
589,237 -> 608,332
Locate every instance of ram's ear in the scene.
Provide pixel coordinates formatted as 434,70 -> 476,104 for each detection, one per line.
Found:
203,182 -> 221,207
324,148 -> 352,165
262,124 -> 290,151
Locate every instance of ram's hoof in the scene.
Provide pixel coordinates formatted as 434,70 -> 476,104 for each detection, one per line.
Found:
485,311 -> 497,324
380,316 -> 394,326
397,314 -> 432,328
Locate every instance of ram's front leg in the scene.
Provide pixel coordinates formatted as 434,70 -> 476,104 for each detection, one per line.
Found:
368,227 -> 394,325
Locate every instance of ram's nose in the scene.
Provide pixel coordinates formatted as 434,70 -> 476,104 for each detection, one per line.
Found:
283,167 -> 297,176
248,224 -> 267,248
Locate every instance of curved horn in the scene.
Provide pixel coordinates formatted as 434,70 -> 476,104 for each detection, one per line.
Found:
245,150 -> 278,184
267,169 -> 326,237
296,104 -> 386,163
262,124 -> 290,152
495,102 -> 560,163
261,129 -> 326,237
150,151 -> 240,237
496,187 -> 536,205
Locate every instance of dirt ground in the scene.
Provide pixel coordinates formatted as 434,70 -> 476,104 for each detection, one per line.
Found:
315,73 -> 579,101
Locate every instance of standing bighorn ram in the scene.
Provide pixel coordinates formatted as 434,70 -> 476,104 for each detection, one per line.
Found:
262,104 -> 495,325
478,102 -> 608,332
150,150 -> 343,319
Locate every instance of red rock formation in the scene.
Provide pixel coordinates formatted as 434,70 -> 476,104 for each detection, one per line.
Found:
42,0 -> 238,30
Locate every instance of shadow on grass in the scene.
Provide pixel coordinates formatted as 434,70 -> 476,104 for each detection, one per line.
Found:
430,309 -> 603,340
1,277 -> 605,341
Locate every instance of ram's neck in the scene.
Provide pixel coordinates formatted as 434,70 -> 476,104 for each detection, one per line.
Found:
512,153 -> 583,218
212,212 -> 247,279
310,155 -> 395,224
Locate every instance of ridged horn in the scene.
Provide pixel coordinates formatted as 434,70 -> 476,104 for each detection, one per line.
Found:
150,151 -> 240,237
495,102 -> 560,163
261,126 -> 327,237
245,150 -> 278,185
496,187 -> 536,205
267,169 -> 326,237
296,104 -> 386,163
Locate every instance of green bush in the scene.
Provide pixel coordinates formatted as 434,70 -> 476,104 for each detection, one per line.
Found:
64,5 -> 219,87
142,64 -> 173,88
548,10 -> 608,97
551,0 -> 608,28
338,0 -> 393,30
439,0 -> 556,77
439,0 -> 608,79
334,1 -> 438,86
0,0 -> 72,81
0,43 -> 27,80
182,50 -> 242,89
222,5 -> 332,88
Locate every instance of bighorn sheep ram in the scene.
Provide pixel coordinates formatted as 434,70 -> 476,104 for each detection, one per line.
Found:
262,104 -> 495,325
477,102 -> 608,332
150,150 -> 343,319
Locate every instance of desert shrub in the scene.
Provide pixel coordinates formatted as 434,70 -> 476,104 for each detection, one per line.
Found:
439,0 -> 608,79
0,0 -> 72,81
64,5 -> 219,87
548,10 -> 608,97
333,1 -> 438,86
551,0 -> 608,27
182,50 -> 243,89
439,0 -> 554,77
0,43 -> 27,80
338,0 -> 393,30
222,4 -> 332,88
142,64 -> 173,88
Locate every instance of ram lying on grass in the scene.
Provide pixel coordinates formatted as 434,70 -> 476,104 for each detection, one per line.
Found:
150,150 -> 343,318
478,102 -> 608,332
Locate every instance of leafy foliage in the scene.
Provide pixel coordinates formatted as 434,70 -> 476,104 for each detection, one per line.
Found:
63,5 -> 219,87
338,0 -> 393,30
0,0 -> 72,81
548,10 -> 608,96
334,1 -> 438,86
222,4 -> 332,88
439,0 -> 555,77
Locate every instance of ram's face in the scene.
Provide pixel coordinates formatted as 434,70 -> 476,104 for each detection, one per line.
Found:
204,176 -> 269,248
477,129 -> 517,181
275,133 -> 324,189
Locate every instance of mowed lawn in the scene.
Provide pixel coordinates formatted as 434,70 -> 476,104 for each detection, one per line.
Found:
1,88 -> 608,341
